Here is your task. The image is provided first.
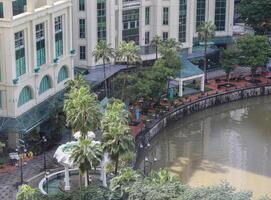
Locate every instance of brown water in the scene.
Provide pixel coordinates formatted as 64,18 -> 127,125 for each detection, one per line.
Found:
143,96 -> 271,197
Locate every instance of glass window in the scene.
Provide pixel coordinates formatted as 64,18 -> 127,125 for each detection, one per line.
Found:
122,9 -> 140,44
196,0 -> 206,29
163,7 -> 169,25
145,32 -> 150,45
55,16 -> 63,57
79,0 -> 85,11
36,23 -> 46,67
18,86 -> 32,107
215,0 -> 226,31
145,7 -> 150,25
0,3 -> 4,18
39,75 -> 51,94
12,0 -> 26,16
79,19 -> 86,38
163,32 -> 168,41
80,46 -> 86,60
179,0 -> 187,43
97,0 -> 107,41
58,66 -> 68,83
15,31 -> 26,78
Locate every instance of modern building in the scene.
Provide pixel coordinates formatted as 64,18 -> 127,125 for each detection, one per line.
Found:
0,0 -> 74,147
72,0 -> 234,68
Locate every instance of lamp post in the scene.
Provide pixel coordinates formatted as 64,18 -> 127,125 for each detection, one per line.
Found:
140,141 -> 158,176
41,136 -> 47,172
15,146 -> 27,186
45,171 -> 50,194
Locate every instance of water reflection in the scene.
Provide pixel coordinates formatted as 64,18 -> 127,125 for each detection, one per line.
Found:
140,96 -> 271,197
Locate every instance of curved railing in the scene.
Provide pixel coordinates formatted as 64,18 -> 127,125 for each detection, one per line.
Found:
134,84 -> 271,167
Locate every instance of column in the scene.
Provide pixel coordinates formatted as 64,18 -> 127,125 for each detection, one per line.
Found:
47,0 -> 54,7
200,75 -> 205,92
178,79 -> 183,97
64,166 -> 70,191
3,0 -> 13,20
26,0 -> 34,13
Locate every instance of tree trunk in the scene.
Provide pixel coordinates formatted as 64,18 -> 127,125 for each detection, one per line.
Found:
156,45 -> 158,60
103,60 -> 108,97
114,153 -> 119,175
84,171 -> 88,187
204,37 -> 208,83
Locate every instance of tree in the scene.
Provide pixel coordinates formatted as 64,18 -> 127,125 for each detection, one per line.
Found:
64,86 -> 101,139
67,74 -> 90,91
93,41 -> 114,96
220,48 -> 239,85
198,21 -> 216,82
16,185 -> 39,200
238,0 -> 271,35
101,99 -> 134,175
116,41 -> 141,100
151,35 -> 162,60
70,138 -> 102,186
160,38 -> 181,52
236,35 -> 271,82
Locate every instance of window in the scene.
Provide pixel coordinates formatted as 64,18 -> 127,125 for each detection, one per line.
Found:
0,91 -> 2,109
0,3 -> 4,18
122,9 -> 140,44
15,31 -> 26,78
179,0 -> 187,43
163,7 -> 169,25
145,7 -> 150,25
55,16 -> 63,57
79,0 -> 85,11
79,19 -> 86,38
163,32 -> 168,41
80,46 -> 86,60
39,75 -> 51,95
215,0 -> 226,31
58,66 -> 69,83
36,23 -> 46,67
18,86 -> 32,107
196,0 -> 206,29
12,0 -> 26,16
145,32 -> 150,45
97,0 -> 107,41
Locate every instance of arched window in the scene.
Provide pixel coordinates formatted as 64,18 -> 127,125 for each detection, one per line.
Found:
39,75 -> 52,95
57,66 -> 68,83
18,86 -> 33,107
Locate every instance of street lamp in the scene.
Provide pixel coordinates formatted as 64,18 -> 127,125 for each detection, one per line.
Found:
41,136 -> 47,172
15,146 -> 27,186
45,171 -> 50,194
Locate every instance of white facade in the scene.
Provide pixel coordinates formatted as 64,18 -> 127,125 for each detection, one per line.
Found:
72,0 -> 234,68
0,0 -> 74,119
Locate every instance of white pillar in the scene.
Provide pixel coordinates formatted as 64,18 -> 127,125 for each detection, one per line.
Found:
101,153 -> 108,187
64,166 -> 70,191
26,0 -> 34,13
178,79 -> 183,97
200,75 -> 205,92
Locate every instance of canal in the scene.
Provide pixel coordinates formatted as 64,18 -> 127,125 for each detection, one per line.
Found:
140,95 -> 271,197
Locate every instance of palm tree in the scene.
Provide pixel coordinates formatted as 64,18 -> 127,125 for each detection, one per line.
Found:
151,35 -> 162,60
161,38 -> 182,52
70,138 -> 102,187
116,41 -> 141,100
64,86 -> 101,139
101,99 -> 135,175
16,185 -> 39,200
93,41 -> 114,97
220,48 -> 239,85
198,21 -> 216,82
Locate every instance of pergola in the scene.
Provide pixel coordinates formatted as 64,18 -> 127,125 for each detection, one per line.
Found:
175,56 -> 205,97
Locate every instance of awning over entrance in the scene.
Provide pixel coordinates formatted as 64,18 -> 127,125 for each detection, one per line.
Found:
0,91 -> 65,135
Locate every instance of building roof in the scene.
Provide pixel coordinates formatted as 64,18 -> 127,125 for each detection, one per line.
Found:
177,56 -> 204,79
0,91 -> 65,135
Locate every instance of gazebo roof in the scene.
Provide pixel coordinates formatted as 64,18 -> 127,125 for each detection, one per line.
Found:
177,56 -> 204,79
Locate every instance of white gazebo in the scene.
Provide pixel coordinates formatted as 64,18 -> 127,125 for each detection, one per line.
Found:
53,132 -> 110,191
174,56 -> 205,97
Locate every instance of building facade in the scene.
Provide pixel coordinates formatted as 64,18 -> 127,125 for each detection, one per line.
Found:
0,0 -> 74,147
72,0 -> 234,68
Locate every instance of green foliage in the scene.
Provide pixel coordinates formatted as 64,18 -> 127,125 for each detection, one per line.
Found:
197,21 -> 216,43
64,86 -> 102,138
70,139 -> 102,175
238,0 -> 271,35
220,47 -> 239,83
236,35 -> 271,79
101,99 -> 135,174
0,141 -> 5,149
16,185 -> 39,200
151,35 -> 162,59
116,41 -> 141,65
67,75 -> 89,91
